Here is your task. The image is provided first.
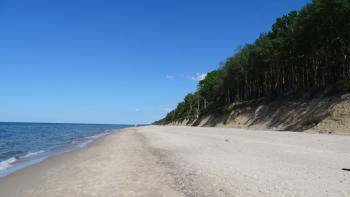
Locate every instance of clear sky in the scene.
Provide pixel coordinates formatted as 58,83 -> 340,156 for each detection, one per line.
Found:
0,0 -> 310,124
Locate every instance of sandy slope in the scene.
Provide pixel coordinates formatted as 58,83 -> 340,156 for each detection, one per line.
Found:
171,96 -> 350,135
0,126 -> 349,196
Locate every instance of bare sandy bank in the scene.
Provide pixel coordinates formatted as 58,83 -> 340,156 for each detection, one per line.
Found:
169,96 -> 350,135
0,126 -> 349,196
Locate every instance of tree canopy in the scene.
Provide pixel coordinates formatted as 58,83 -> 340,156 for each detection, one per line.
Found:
157,0 -> 350,124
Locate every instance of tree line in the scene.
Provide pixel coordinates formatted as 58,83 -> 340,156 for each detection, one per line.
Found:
156,0 -> 350,124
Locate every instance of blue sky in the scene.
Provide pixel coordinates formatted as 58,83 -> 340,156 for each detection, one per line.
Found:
0,0 -> 310,124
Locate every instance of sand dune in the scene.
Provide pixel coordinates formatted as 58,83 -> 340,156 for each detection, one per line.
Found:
0,126 -> 349,196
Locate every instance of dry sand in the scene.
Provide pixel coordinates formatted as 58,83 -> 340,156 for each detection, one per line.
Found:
0,126 -> 349,196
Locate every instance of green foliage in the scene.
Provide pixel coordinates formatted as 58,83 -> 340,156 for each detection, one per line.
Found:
160,0 -> 350,124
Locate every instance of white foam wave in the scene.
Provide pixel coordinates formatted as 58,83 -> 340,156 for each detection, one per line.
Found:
73,132 -> 111,148
21,150 -> 45,159
77,139 -> 94,148
0,157 -> 17,171
86,132 -> 110,140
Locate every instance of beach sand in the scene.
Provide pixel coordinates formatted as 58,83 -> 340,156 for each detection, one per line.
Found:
0,126 -> 349,196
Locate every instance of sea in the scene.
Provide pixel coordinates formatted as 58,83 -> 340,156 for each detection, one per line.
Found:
0,122 -> 131,177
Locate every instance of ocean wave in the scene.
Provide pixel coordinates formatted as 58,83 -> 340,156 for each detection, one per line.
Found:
76,139 -> 94,148
72,132 -> 111,148
0,157 -> 17,171
21,150 -> 45,159
86,132 -> 111,139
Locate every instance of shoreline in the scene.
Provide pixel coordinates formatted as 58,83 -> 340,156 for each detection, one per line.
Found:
0,128 -> 115,178
0,126 -> 349,196
0,126 -> 182,197
0,128 -> 121,178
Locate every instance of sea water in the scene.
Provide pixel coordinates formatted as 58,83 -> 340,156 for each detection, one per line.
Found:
0,122 -> 131,177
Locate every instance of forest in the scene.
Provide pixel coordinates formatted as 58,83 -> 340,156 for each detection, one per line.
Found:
156,0 -> 350,124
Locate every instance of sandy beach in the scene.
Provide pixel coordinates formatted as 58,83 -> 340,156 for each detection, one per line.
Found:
0,126 -> 349,197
